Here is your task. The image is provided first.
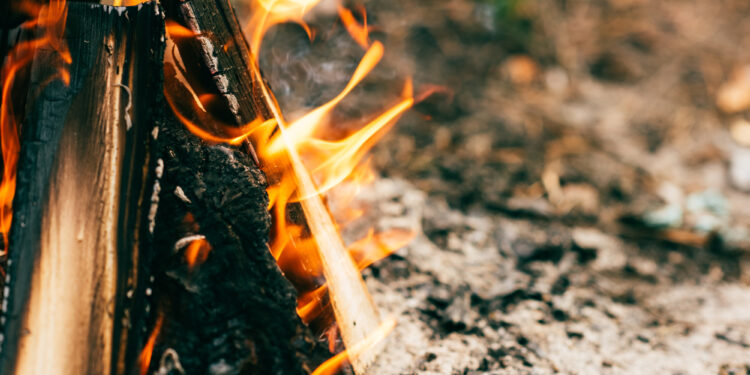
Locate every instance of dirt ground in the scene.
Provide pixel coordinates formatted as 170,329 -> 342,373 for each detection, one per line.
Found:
259,0 -> 750,373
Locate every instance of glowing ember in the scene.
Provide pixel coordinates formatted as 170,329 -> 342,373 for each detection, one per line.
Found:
0,0 -> 71,260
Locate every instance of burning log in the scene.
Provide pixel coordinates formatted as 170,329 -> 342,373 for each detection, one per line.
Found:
0,0 -> 406,373
142,100 -> 326,374
162,0 -> 389,373
0,2 -> 163,374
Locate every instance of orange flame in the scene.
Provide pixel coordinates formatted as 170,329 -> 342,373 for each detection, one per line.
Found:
184,237 -> 212,270
243,0 -> 321,55
1,0 -> 70,258
311,317 -> 397,375
139,314 -> 164,375
348,228 -> 414,271
337,5 -> 370,49
108,0 -> 152,6
295,228 -> 414,323
165,20 -> 198,39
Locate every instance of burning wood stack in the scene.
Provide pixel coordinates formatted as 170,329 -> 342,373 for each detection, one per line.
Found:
0,0 -> 413,374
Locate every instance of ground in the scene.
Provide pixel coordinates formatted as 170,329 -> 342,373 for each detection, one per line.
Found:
259,0 -> 750,373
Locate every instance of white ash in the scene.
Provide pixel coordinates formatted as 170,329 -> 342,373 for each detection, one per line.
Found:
148,180 -> 161,234
156,348 -> 185,375
173,234 -> 205,252
208,359 -> 234,375
174,186 -> 192,204
155,158 -> 164,179
354,178 -> 750,374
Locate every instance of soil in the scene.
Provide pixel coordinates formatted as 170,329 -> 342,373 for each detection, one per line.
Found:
257,0 -> 750,373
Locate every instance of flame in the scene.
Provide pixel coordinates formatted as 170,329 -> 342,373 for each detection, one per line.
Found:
295,228 -> 414,323
244,0 -> 321,54
337,5 -> 370,49
348,228 -> 414,271
311,317 -> 397,375
139,314 -> 164,375
0,0 -> 70,258
184,237 -> 212,270
165,20 -> 198,39
107,0 -> 151,6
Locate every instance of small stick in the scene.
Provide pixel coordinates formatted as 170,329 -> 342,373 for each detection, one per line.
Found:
255,74 -> 383,375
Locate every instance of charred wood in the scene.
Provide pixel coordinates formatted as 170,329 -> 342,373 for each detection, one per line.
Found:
143,72 -> 327,372
161,0 -> 271,132
0,3 -> 163,374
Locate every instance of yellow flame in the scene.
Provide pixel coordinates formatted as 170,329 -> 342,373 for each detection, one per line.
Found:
337,5 -> 370,49
245,0 -> 322,54
263,41 -> 385,156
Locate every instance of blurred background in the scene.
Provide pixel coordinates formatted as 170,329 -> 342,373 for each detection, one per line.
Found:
251,0 -> 750,373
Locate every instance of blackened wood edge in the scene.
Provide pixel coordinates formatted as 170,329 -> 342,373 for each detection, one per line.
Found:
162,0 -> 272,126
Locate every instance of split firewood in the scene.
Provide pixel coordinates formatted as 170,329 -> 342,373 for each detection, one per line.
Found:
0,3 -> 163,374
131,59 -> 328,374
126,0 -> 329,373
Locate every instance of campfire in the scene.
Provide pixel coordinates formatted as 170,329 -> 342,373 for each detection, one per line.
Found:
0,0 -> 416,373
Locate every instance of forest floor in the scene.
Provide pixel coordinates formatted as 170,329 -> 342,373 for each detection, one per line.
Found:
259,0 -> 750,373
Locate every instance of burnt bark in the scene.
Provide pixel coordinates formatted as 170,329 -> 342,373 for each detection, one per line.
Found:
144,86 -> 326,374
136,0 -> 328,370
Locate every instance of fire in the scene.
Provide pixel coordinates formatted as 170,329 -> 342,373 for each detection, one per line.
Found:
243,0 -> 321,54
184,237 -> 212,270
165,20 -> 198,39
0,0 -> 70,259
166,0 -> 416,371
138,314 -> 164,375
311,317 -> 397,375
337,5 -> 370,49
294,228 -> 414,323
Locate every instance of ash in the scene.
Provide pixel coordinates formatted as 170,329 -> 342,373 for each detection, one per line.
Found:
361,178 -> 750,374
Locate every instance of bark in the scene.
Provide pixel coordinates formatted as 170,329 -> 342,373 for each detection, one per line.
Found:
161,0 -> 271,130
161,2 -> 386,373
142,69 -> 326,374
135,0 -> 328,370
